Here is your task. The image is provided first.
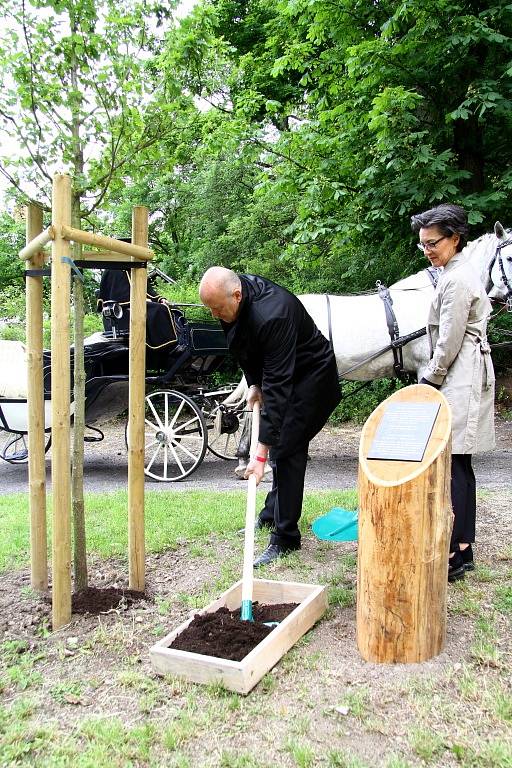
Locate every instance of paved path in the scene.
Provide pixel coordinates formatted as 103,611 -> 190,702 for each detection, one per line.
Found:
1,420 -> 510,495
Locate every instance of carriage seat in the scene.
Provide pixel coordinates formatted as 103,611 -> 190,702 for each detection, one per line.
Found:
97,268 -> 186,352
0,340 -> 29,399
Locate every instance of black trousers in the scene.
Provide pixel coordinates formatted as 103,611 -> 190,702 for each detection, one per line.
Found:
258,443 -> 309,550
451,454 -> 476,550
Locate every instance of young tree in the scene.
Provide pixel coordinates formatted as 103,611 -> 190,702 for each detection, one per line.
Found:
0,0 -> 178,589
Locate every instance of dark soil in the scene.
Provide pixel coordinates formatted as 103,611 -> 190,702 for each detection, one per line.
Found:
169,602 -> 298,661
70,587 -> 149,614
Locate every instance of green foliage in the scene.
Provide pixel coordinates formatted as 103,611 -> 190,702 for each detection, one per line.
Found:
0,211 -> 25,294
155,0 -> 512,292
331,378 -> 408,424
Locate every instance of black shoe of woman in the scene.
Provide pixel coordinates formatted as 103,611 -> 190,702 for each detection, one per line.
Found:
460,544 -> 475,571
448,547 -> 465,582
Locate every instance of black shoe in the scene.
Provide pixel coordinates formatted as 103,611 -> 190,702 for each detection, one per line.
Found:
253,544 -> 291,568
460,544 -> 475,571
448,549 -> 465,583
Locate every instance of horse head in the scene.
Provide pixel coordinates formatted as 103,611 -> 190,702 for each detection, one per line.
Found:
488,221 -> 512,310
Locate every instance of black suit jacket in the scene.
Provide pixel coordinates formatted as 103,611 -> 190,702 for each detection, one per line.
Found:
221,274 -> 340,457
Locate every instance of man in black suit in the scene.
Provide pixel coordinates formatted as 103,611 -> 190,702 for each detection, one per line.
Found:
199,267 -> 341,567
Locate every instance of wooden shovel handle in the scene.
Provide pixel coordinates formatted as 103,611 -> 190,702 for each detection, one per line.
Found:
241,401 -> 261,609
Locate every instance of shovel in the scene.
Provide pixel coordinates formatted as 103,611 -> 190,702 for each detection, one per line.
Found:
311,507 -> 358,542
240,401 -> 261,622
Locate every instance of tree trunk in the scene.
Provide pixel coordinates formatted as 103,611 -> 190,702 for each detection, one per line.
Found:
71,194 -> 88,591
453,115 -> 485,194
70,4 -> 87,591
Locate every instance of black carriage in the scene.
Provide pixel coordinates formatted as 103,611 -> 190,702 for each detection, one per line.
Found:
0,269 -> 247,481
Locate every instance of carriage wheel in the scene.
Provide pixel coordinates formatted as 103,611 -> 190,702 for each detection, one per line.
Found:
206,403 -> 248,460
0,433 -> 29,464
0,432 -> 51,464
140,390 -> 207,482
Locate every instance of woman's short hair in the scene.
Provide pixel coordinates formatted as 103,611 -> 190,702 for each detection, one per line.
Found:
410,204 -> 469,252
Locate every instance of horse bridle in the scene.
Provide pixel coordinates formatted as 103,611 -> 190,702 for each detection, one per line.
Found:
490,235 -> 512,312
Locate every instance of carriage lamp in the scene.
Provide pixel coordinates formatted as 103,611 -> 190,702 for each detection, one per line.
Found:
102,302 -> 123,339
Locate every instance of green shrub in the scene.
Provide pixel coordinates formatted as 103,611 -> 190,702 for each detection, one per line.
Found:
330,378 -> 408,424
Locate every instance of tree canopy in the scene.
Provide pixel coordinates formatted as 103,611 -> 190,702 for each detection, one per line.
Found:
1,0 -> 512,296
149,0 -> 512,290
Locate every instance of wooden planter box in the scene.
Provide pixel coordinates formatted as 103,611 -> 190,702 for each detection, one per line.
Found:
150,578 -> 327,695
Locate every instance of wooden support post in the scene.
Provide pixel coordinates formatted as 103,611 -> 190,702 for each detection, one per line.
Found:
26,204 -> 48,591
357,384 -> 452,664
51,174 -> 72,629
127,206 -> 149,591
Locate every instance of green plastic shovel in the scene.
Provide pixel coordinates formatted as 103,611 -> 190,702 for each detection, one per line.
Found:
311,507 -> 358,542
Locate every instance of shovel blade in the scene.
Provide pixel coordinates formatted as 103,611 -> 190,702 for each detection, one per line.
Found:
311,507 -> 358,542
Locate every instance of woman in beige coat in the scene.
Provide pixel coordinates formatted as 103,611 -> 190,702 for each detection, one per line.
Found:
411,204 -> 495,582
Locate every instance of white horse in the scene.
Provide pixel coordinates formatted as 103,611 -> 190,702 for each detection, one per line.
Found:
299,222 -> 512,382
227,223 -> 512,451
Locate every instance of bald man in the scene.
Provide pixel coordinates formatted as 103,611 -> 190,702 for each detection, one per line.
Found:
200,267 -> 341,567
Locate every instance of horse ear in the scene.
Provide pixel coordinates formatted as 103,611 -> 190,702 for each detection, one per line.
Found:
495,221 -> 506,239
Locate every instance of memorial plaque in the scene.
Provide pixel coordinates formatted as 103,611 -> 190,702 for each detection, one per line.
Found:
367,401 -> 441,462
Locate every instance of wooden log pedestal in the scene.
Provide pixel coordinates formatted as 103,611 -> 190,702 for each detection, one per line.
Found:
357,384 -> 452,664
150,579 -> 327,694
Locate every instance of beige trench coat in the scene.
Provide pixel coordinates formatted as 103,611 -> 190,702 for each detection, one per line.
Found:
422,252 -> 495,454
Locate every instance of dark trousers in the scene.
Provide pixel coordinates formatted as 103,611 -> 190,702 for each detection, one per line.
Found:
451,454 -> 476,550
258,443 -> 309,550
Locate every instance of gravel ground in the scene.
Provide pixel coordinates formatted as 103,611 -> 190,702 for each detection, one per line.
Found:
1,417 -> 510,494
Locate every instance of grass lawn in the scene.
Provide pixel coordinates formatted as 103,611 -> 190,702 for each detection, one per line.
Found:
0,488 -> 511,768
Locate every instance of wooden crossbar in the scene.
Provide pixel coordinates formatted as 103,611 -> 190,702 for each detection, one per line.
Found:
61,225 -> 152,261
19,226 -> 55,261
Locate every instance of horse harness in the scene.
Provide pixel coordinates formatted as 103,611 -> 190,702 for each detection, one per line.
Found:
323,267 -> 438,381
376,280 -> 405,377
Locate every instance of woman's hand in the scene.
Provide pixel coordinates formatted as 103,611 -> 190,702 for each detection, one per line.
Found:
419,377 -> 441,390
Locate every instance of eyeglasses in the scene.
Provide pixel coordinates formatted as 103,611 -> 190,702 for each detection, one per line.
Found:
417,236 -> 448,252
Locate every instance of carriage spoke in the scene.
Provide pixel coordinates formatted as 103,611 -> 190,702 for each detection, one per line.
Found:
164,393 -> 169,429
147,400 -> 164,430
146,444 -> 161,473
173,414 -> 201,435
145,438 -> 159,451
169,398 -> 185,429
170,438 -> 197,461
145,418 -> 160,433
163,445 -> 168,480
168,442 -> 186,475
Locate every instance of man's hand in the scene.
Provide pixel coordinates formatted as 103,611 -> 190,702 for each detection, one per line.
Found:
246,385 -> 263,408
244,456 -> 265,485
244,439 -> 269,486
